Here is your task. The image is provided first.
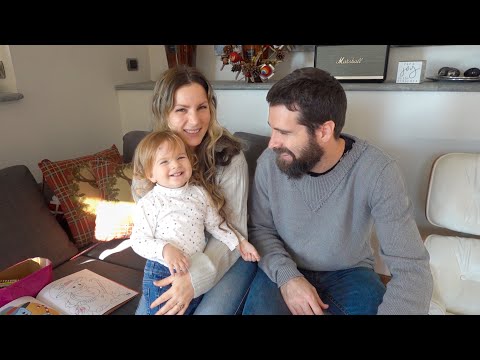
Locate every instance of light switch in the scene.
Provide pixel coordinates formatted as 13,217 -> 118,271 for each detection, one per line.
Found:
126,58 -> 138,71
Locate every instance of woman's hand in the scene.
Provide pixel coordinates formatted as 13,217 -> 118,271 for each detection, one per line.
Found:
150,272 -> 194,315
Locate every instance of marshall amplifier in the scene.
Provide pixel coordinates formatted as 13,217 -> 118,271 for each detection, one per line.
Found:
314,45 -> 390,82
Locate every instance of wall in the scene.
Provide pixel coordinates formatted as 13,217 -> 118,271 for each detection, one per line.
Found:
117,90 -> 154,134
0,45 -> 151,181
122,45 -> 480,231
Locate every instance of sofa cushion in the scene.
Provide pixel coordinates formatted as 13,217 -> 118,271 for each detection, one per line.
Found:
0,165 -> 78,270
425,234 -> 480,315
91,159 -> 134,202
90,159 -> 135,241
38,145 -> 122,248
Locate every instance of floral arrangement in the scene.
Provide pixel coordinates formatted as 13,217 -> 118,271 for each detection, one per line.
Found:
220,45 -> 292,83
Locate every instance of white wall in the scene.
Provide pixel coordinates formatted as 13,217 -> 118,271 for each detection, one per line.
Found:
148,45 -> 168,81
0,45 -> 150,181
117,90 -> 154,133
121,45 -> 480,231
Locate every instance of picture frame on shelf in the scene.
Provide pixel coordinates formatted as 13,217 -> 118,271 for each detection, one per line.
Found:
396,61 -> 426,83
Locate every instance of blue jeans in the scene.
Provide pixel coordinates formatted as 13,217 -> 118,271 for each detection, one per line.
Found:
135,258 -> 258,315
141,260 -> 203,315
242,266 -> 386,315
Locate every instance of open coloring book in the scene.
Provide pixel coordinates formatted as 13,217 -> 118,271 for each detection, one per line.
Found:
0,269 -> 138,315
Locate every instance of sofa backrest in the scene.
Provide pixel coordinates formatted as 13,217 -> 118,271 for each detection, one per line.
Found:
123,130 -> 150,163
234,132 -> 270,188
0,165 -> 78,270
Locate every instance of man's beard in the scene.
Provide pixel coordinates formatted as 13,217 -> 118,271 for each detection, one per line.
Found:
273,135 -> 324,179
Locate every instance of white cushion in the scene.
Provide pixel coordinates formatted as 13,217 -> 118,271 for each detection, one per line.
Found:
425,234 -> 480,314
426,153 -> 480,235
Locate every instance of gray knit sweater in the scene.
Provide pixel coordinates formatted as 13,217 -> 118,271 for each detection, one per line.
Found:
248,134 -> 433,315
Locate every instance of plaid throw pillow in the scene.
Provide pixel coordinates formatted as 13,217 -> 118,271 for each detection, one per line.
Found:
38,145 -> 122,248
90,159 -> 135,241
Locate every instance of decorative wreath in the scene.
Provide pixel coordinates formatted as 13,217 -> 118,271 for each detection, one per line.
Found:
220,45 -> 292,82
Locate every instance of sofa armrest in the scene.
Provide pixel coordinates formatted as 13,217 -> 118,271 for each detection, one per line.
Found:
0,165 -> 78,269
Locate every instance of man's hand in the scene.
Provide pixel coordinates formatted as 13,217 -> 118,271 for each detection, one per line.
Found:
280,277 -> 329,315
163,244 -> 189,275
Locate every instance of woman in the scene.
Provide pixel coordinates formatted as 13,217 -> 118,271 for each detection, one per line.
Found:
133,65 -> 257,315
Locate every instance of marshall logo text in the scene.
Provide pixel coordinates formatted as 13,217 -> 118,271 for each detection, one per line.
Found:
336,57 -> 364,64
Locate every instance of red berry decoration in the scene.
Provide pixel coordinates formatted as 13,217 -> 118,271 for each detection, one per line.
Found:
229,52 -> 242,63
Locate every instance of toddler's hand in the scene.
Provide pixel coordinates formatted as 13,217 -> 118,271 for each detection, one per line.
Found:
163,244 -> 190,275
238,240 -> 260,262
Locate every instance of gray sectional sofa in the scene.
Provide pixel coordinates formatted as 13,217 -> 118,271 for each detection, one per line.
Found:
0,131 -> 270,315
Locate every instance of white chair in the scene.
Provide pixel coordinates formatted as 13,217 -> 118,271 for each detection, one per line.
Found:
425,153 -> 480,315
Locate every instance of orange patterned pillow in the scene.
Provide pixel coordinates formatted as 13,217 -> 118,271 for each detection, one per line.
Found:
38,145 -> 122,248
90,159 -> 135,241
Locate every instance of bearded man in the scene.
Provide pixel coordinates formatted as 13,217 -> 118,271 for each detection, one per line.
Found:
242,67 -> 433,315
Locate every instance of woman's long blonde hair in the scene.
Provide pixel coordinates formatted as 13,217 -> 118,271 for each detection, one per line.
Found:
151,66 -> 242,217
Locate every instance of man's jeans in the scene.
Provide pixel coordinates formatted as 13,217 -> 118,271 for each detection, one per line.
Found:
243,266 -> 386,315
135,258 -> 257,315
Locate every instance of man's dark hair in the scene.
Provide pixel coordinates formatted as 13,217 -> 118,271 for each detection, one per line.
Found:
266,67 -> 347,138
